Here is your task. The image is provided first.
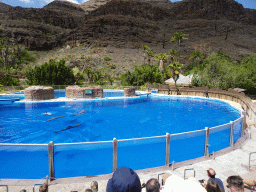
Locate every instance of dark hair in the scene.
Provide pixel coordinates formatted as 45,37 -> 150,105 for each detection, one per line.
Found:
85,189 -> 93,192
146,178 -> 160,192
39,183 -> 48,192
227,176 -> 244,190
206,180 -> 222,192
207,170 -> 215,179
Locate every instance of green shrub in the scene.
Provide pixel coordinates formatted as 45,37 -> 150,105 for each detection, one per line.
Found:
86,56 -> 92,61
121,64 -> 162,86
103,56 -> 112,61
26,59 -> 75,85
0,69 -> 20,86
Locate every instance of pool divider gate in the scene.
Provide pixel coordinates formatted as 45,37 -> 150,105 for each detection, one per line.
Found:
44,114 -> 244,180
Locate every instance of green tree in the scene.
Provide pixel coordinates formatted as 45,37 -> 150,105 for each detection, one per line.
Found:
189,50 -> 204,62
142,45 -> 149,64
121,64 -> 162,86
166,48 -> 179,63
236,54 -> 256,93
26,59 -> 75,85
170,32 -> 188,47
147,51 -> 155,65
155,53 -> 167,84
169,62 -> 183,88
190,52 -> 237,89
84,67 -> 93,84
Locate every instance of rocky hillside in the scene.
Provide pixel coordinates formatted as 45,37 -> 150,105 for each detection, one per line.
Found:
0,2 -> 12,13
0,0 -> 256,70
43,0 -> 85,16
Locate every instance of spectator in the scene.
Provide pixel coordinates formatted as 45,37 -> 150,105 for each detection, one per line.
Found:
205,179 -> 222,192
227,176 -> 244,192
20,190 -> 26,192
204,168 -> 225,192
91,181 -> 98,192
162,173 -> 171,186
85,189 -> 93,192
162,174 -> 206,192
145,178 -> 160,192
39,183 -> 48,192
243,178 -> 256,190
106,167 -> 141,192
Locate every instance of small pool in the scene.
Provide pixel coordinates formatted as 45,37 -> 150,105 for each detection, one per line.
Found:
0,93 -> 242,179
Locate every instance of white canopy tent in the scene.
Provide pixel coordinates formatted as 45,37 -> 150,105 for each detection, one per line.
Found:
165,74 -> 193,86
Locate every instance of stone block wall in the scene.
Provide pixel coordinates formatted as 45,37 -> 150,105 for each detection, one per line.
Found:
124,88 -> 135,97
65,86 -> 103,99
24,86 -> 54,100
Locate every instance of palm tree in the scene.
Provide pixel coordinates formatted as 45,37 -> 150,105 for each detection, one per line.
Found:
189,50 -> 204,63
166,48 -> 180,63
147,51 -> 155,65
142,45 -> 149,65
170,32 -> 188,47
155,53 -> 167,84
84,67 -> 93,84
169,62 -> 183,88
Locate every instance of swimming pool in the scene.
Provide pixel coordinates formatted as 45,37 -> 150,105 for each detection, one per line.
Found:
0,93 -> 243,179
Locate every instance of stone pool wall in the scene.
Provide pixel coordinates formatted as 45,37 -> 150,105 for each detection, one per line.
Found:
65,86 -> 103,99
124,88 -> 135,97
24,86 -> 54,100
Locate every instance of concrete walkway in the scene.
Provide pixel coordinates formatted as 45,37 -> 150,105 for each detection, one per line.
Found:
1,101 -> 256,192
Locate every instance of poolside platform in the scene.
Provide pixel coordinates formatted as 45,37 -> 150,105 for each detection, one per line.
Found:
0,100 -> 255,192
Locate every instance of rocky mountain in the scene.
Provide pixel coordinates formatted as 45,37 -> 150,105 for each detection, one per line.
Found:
0,0 -> 256,56
43,0 -> 85,16
0,2 -> 12,13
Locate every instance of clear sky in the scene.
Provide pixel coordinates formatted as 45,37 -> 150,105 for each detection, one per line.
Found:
1,0 -> 256,10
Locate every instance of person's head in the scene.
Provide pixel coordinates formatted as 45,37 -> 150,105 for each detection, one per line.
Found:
227,176 -> 244,192
162,173 -> 171,186
91,181 -> 98,192
20,190 -> 26,192
145,178 -> 160,192
106,167 -> 141,192
39,183 -> 48,192
85,189 -> 93,192
205,179 -> 221,192
207,168 -> 216,179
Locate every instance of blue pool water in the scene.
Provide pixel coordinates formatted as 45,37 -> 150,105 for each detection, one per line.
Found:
0,94 -> 242,179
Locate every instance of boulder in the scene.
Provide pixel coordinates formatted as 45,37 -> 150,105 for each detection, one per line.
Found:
65,85 -> 103,99
124,88 -> 135,97
24,86 -> 54,100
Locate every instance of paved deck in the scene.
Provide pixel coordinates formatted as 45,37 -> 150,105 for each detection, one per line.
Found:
0,100 -> 256,192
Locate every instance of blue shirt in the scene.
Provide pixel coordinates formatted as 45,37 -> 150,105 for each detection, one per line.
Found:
209,178 -> 225,192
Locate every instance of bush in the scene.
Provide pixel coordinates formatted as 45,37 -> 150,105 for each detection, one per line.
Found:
121,64 -> 162,86
103,56 -> 112,61
26,59 -> 75,85
0,69 -> 20,86
188,52 -> 256,94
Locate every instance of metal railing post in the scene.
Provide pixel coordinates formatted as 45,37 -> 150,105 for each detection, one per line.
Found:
48,141 -> 55,180
204,127 -> 210,156
165,133 -> 171,167
0,185 -> 8,192
113,138 -> 118,172
230,121 -> 234,148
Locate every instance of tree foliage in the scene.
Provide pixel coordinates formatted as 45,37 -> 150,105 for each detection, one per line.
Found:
169,62 -> 183,87
170,32 -> 188,47
26,59 -> 75,85
121,64 -> 162,86
188,52 -> 256,94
